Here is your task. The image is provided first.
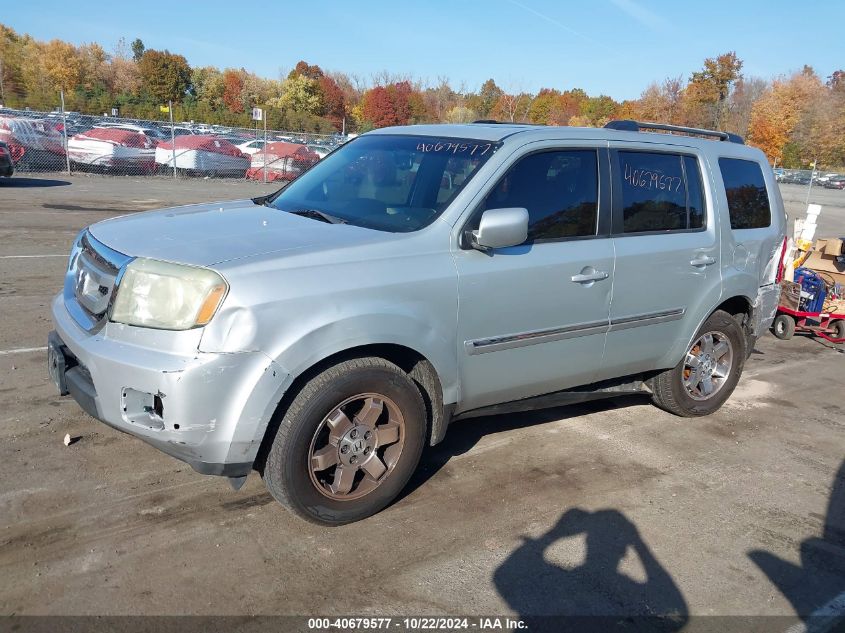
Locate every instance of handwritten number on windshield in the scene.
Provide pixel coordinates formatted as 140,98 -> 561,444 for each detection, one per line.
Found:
416,142 -> 493,156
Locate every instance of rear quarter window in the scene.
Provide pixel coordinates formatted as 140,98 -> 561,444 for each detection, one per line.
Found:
719,158 -> 771,229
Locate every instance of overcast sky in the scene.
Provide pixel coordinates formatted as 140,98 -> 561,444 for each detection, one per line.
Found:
4,0 -> 843,99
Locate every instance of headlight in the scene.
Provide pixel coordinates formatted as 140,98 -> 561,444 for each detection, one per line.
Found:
110,258 -> 228,330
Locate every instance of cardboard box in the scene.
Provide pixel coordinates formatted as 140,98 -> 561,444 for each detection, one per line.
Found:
779,280 -> 801,310
823,238 -> 844,257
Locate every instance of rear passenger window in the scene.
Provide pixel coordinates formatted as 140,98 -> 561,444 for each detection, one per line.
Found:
618,151 -> 706,233
481,150 -> 598,240
719,158 -> 771,229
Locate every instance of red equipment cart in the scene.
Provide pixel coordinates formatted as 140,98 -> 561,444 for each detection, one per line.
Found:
772,305 -> 845,343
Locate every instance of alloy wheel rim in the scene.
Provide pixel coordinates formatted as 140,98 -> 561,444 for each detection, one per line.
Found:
308,393 -> 405,501
682,331 -> 734,401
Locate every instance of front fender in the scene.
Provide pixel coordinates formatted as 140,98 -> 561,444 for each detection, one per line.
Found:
267,311 -> 458,405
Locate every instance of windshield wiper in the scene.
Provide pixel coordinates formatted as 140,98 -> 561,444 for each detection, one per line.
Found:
286,208 -> 348,224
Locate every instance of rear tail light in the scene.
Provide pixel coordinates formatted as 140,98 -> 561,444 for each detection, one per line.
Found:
775,236 -> 789,283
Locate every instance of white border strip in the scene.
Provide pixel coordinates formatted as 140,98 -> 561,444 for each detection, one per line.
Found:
0,346 -> 48,356
0,254 -> 66,259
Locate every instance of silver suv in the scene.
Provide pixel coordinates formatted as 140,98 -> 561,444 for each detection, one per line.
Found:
49,121 -> 786,524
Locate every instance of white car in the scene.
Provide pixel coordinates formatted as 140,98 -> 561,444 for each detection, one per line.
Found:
93,123 -> 169,142
235,139 -> 267,155
307,144 -> 332,159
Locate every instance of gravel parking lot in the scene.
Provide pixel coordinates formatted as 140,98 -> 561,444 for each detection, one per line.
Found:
0,175 -> 843,627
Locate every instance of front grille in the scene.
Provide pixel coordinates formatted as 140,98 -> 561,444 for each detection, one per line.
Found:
64,231 -> 132,331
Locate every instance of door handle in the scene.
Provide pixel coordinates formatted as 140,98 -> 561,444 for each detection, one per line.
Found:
571,271 -> 609,283
690,255 -> 716,267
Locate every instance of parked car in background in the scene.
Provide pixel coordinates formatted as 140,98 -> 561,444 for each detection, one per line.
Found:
246,141 -> 319,181
813,172 -> 837,184
68,127 -> 156,174
306,144 -> 333,159
49,120 -> 786,525
95,122 -> 170,143
823,176 -> 845,190
154,135 -> 250,177
0,115 -> 66,168
161,125 -> 197,138
0,140 -> 14,176
235,139 -> 267,155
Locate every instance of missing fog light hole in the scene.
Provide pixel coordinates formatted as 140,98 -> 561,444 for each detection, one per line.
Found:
153,394 -> 164,419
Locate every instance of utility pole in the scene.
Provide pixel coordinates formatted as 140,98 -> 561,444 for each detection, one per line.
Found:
263,109 -> 268,184
60,90 -> 70,175
805,158 -> 817,206
169,100 -> 176,179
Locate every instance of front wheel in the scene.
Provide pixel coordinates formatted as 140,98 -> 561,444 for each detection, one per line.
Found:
263,357 -> 426,525
650,310 -> 746,417
771,313 -> 795,340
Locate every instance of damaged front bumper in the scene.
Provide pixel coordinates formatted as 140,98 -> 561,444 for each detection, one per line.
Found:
49,294 -> 289,477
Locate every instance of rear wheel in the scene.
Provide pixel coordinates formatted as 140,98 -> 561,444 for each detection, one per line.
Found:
263,357 -> 426,525
829,319 -> 845,341
651,310 -> 746,417
772,313 -> 795,340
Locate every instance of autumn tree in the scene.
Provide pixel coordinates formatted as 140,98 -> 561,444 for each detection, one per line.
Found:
747,69 -> 825,165
222,69 -> 245,112
828,70 -> 845,93
631,77 -> 683,124
276,74 -> 323,116
359,81 -> 415,128
477,79 -> 503,118
318,75 -> 346,129
42,39 -> 82,93
445,105 -> 475,123
138,49 -> 191,103
725,76 -> 768,138
528,88 -> 560,125
579,95 -> 618,126
490,92 -> 532,123
0,25 -> 24,103
288,60 -> 324,81
683,52 -> 743,129
130,38 -> 145,62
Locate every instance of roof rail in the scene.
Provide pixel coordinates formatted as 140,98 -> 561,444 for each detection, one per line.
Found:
604,120 -> 744,144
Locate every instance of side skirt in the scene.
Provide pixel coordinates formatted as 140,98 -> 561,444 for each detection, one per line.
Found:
450,375 -> 653,422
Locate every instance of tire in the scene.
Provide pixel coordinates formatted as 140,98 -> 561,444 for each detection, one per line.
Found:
263,357 -> 426,525
772,313 -> 795,340
650,310 -> 746,417
830,319 -> 845,341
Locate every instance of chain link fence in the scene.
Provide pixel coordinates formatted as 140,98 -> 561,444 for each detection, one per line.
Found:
0,106 -> 348,181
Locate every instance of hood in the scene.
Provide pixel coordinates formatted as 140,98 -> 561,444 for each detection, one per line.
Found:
88,199 -> 387,267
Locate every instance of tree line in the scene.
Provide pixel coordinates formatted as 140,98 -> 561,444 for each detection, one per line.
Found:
1,24 -> 843,168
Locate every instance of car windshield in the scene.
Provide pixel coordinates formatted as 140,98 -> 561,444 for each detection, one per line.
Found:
267,134 -> 500,233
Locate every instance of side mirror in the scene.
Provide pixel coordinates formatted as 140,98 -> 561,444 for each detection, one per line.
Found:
468,207 -> 529,251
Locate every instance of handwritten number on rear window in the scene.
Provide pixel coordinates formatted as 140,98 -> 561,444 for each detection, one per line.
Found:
624,163 -> 682,192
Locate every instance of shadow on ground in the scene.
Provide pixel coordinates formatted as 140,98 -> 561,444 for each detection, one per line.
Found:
402,394 -> 650,500
0,177 -> 71,187
493,507 -> 688,632
749,459 -> 845,627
